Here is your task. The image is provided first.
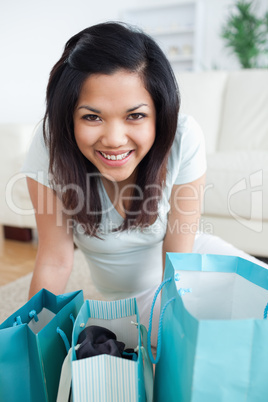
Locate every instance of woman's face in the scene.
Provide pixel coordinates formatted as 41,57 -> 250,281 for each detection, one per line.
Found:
73,70 -> 156,185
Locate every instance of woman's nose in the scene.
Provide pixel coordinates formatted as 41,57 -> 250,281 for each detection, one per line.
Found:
100,122 -> 128,148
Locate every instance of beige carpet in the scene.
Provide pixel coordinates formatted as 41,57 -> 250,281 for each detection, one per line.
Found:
0,249 -> 104,324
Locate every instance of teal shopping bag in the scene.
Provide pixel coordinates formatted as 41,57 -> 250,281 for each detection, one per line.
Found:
148,253 -> 268,402
57,298 -> 153,402
0,288 -> 83,402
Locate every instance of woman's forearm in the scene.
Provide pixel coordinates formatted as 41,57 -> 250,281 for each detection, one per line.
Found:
28,259 -> 73,299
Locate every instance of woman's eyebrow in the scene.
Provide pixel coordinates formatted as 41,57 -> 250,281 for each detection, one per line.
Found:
127,103 -> 149,112
77,105 -> 101,113
77,103 -> 149,113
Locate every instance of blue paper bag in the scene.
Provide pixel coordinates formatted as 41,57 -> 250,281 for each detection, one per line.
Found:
148,253 -> 268,402
0,288 -> 83,402
57,298 -> 153,402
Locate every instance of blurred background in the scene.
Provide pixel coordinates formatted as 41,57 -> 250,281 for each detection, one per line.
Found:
1,0 -> 267,125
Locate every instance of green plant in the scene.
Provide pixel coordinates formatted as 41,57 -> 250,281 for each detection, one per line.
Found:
221,0 -> 268,68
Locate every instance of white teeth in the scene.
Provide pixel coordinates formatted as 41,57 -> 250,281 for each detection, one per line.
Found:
100,151 -> 130,161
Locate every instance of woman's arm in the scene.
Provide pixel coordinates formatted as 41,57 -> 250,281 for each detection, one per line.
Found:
162,173 -> 206,270
27,177 -> 75,298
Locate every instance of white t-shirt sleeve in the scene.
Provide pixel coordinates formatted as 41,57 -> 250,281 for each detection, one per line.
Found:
20,121 -> 52,188
172,115 -> 207,185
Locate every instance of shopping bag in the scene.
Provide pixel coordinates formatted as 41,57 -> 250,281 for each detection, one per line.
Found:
57,298 -> 153,402
0,288 -> 83,402
148,253 -> 268,402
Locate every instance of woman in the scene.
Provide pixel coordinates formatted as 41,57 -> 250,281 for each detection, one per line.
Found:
22,22 -> 264,345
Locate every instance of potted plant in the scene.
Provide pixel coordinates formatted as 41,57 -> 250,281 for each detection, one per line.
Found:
221,0 -> 268,68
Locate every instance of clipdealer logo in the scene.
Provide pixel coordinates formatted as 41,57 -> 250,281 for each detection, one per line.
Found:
5,170 -> 264,234
227,170 -> 263,233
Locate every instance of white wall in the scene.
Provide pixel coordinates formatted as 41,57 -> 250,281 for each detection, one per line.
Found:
201,0 -> 239,70
0,0 -> 128,125
0,0 -> 267,124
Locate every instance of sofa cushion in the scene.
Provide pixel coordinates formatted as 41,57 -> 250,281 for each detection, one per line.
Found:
0,124 -> 36,227
204,150 -> 268,221
176,71 -> 228,154
219,70 -> 268,151
0,151 -> 36,227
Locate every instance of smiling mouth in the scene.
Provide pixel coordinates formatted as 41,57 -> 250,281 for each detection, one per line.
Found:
99,151 -> 132,161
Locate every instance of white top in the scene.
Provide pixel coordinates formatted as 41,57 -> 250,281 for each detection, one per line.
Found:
22,114 -> 206,299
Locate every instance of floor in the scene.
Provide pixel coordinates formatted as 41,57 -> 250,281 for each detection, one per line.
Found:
0,224 -> 267,287
0,226 -> 37,286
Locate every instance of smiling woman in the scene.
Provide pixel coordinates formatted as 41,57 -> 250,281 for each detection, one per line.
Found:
40,22 -> 179,238
20,21 -> 265,347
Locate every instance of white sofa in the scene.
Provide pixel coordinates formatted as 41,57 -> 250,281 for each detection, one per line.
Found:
177,69 -> 268,257
1,69 -> 267,256
0,124 -> 37,229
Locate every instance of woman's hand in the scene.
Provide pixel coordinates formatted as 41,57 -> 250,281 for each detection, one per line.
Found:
27,178 -> 74,299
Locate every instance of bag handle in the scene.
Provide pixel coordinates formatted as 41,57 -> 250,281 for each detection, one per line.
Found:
56,313 -> 79,402
135,323 -> 154,402
57,313 -> 75,354
264,303 -> 268,319
12,316 -> 23,326
57,344 -> 80,402
140,345 -> 153,402
57,327 -> 71,353
147,278 -> 175,365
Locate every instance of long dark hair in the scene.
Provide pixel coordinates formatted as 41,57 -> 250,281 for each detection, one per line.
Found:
44,21 -> 180,236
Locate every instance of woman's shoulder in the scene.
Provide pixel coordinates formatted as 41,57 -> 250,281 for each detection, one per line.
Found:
170,113 -> 204,162
166,113 -> 206,187
26,120 -> 47,152
175,113 -> 204,144
21,120 -> 51,187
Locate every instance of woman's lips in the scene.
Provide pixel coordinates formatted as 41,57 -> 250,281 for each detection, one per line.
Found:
99,150 -> 131,161
97,150 -> 134,166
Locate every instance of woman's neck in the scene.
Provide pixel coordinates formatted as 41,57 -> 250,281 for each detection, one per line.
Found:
101,169 -> 138,218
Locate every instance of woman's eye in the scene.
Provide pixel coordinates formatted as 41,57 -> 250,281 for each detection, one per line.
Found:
83,114 -> 101,121
128,113 -> 145,120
